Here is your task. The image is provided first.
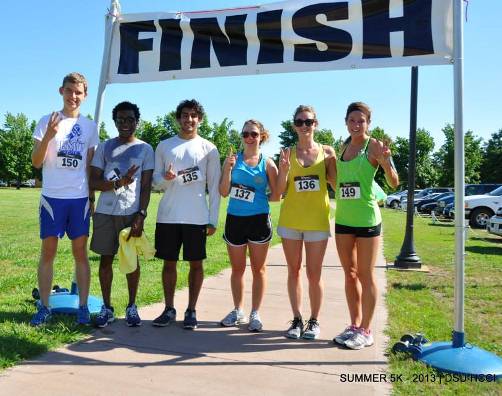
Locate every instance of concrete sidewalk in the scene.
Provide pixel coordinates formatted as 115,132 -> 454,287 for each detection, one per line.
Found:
0,236 -> 390,395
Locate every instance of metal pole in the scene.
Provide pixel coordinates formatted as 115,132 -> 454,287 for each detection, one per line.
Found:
395,66 -> 421,268
94,0 -> 120,125
452,0 -> 465,348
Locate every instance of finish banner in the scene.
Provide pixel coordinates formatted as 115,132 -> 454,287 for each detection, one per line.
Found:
107,0 -> 453,84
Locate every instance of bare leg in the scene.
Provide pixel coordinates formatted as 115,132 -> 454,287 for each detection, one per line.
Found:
281,238 -> 303,318
248,242 -> 269,312
304,239 -> 328,319
226,244 -> 247,309
162,260 -> 177,308
72,235 -> 90,306
98,255 -> 114,307
356,236 -> 380,330
188,260 -> 204,310
336,234 -> 362,327
38,237 -> 58,307
126,260 -> 140,306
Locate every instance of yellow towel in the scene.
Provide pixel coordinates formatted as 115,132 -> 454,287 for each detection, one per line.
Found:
118,227 -> 156,274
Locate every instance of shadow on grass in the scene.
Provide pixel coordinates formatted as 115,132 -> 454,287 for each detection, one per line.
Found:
465,245 -> 502,256
428,222 -> 454,228
0,336 -> 48,366
469,236 -> 502,244
391,282 -> 427,291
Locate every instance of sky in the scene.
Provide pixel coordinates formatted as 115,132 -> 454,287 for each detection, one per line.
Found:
0,0 -> 500,158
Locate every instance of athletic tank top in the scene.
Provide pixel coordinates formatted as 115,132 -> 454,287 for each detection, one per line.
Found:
227,153 -> 269,216
335,138 -> 381,227
278,144 -> 330,231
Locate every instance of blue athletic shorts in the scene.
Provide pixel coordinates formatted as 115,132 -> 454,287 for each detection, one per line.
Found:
39,195 -> 91,240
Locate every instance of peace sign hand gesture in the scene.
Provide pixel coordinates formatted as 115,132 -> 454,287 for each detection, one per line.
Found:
373,139 -> 392,164
279,148 -> 291,173
46,112 -> 62,141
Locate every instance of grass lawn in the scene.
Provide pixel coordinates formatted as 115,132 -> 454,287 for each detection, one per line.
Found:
0,188 -> 282,369
382,208 -> 502,395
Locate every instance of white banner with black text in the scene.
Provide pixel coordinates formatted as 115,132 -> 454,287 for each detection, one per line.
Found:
107,0 -> 453,84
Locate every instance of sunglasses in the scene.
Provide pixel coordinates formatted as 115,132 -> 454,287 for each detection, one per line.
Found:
242,131 -> 260,139
115,117 -> 136,124
294,118 -> 315,127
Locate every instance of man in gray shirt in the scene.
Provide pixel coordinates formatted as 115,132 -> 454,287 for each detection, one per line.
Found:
89,101 -> 154,327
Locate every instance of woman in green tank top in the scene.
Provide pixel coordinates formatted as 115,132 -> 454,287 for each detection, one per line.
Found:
333,102 -> 399,350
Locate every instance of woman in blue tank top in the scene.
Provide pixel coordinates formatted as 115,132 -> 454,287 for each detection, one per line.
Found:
219,120 -> 279,332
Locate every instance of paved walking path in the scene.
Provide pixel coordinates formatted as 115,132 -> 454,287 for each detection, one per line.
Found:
0,236 -> 390,395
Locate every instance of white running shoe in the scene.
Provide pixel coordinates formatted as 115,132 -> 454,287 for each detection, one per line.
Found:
220,308 -> 247,327
248,311 -> 263,332
333,325 -> 358,345
344,328 -> 374,350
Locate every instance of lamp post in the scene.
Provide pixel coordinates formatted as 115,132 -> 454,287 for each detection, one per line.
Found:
395,66 -> 422,269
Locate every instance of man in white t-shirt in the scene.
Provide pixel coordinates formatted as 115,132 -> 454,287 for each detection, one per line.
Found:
31,72 -> 99,326
152,99 -> 221,330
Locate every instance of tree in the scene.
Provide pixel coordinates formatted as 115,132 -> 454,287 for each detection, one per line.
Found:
480,129 -> 502,182
0,113 -> 35,187
434,124 -> 483,186
99,122 -> 109,142
211,118 -> 234,164
392,128 -> 438,189
136,111 -> 178,150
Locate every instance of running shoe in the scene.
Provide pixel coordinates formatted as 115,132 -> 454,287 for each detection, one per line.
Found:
345,328 -> 374,350
94,305 -> 115,328
302,318 -> 320,340
125,304 -> 141,327
285,317 -> 304,339
30,304 -> 51,326
220,308 -> 247,327
333,325 -> 358,345
152,307 -> 176,327
183,309 -> 198,330
248,310 -> 263,332
76,305 -> 91,325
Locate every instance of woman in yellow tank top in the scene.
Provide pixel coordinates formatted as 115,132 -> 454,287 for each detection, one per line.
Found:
276,105 -> 336,340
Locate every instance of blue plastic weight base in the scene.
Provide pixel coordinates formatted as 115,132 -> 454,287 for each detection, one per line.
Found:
417,341 -> 502,379
48,289 -> 102,315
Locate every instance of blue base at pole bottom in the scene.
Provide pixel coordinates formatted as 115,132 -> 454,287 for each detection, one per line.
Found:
48,282 -> 102,315
417,333 -> 502,379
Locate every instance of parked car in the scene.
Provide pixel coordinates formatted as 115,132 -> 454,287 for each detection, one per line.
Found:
399,187 -> 453,208
0,180 -> 7,187
487,207 -> 502,237
443,202 -> 455,219
21,179 -> 36,187
418,192 -> 454,214
465,186 -> 502,228
434,194 -> 455,216
401,192 -> 444,210
465,183 -> 501,196
385,190 -> 422,209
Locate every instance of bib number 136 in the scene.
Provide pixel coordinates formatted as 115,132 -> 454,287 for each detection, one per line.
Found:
294,175 -> 320,192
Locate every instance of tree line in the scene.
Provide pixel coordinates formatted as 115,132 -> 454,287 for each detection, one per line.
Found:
0,111 -> 501,191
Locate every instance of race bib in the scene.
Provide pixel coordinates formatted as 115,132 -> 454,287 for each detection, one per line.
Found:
340,182 -> 361,199
230,183 -> 255,203
294,175 -> 320,192
106,168 -> 126,195
177,166 -> 201,185
56,152 -> 82,170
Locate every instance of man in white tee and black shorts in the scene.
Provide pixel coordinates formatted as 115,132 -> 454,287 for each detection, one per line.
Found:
31,72 -> 99,326
152,99 -> 221,330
